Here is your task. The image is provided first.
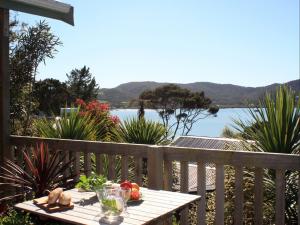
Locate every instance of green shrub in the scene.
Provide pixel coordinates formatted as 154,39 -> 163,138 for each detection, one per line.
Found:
114,117 -> 169,145
0,208 -> 72,225
0,209 -> 32,225
35,108 -> 98,140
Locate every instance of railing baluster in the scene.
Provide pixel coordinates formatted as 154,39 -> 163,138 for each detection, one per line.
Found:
108,155 -> 116,181
163,161 -> 173,225
180,161 -> 189,193
84,152 -> 91,177
197,161 -> 206,225
24,146 -> 33,174
215,163 -> 224,225
95,153 -> 103,175
16,146 -> 24,168
180,161 -> 189,224
254,168 -> 263,225
275,169 -> 285,225
54,149 -> 60,173
64,150 -> 70,177
134,156 -> 143,186
121,155 -> 128,181
163,160 -> 173,191
74,152 -> 80,181
234,165 -> 243,225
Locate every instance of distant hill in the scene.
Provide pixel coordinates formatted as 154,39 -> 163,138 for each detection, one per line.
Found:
99,79 -> 300,108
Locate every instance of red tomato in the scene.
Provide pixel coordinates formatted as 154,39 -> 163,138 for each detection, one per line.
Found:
131,183 -> 140,191
131,188 -> 139,193
120,180 -> 132,190
130,191 -> 140,200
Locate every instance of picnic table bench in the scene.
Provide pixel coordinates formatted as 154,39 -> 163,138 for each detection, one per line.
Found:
15,188 -> 201,225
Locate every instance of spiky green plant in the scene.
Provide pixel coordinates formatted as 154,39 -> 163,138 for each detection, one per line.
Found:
234,86 -> 300,154
114,117 -> 170,145
35,108 -> 98,140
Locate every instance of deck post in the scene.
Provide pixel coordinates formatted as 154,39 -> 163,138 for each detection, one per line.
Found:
0,8 -> 10,168
147,145 -> 163,190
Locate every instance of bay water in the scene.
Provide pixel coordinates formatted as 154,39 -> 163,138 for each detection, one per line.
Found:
111,108 -> 251,138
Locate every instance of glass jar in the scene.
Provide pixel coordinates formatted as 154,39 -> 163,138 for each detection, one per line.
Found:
95,186 -> 124,222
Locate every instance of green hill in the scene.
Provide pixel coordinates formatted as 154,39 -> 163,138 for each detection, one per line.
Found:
100,79 -> 300,108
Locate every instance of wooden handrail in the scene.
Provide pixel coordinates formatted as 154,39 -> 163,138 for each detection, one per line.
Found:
10,135 -> 149,157
10,135 -> 300,170
162,146 -> 300,170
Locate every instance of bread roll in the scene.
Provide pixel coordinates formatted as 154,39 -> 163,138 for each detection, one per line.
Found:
47,188 -> 63,205
58,192 -> 72,206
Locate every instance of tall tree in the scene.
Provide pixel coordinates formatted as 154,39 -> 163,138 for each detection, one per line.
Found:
139,84 -> 218,139
34,78 -> 69,116
66,66 -> 99,103
10,20 -> 62,134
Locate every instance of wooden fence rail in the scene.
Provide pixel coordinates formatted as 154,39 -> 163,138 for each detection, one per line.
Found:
9,135 -> 300,225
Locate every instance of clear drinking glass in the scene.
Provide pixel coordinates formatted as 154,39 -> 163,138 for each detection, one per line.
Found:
95,186 -> 124,223
120,187 -> 131,215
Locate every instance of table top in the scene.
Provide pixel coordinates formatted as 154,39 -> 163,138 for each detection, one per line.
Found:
15,188 -> 200,225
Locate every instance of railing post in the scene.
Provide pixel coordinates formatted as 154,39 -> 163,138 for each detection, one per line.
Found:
147,145 -> 163,190
0,8 -> 10,170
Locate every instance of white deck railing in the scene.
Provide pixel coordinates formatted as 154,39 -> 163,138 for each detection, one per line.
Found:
10,135 -> 300,225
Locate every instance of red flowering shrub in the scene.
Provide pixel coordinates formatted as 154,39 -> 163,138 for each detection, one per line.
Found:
75,98 -> 119,141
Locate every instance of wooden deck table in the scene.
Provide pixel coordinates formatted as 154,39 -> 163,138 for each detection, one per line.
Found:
15,188 -> 201,225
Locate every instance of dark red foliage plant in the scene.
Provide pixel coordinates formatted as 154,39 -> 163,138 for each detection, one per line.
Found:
0,142 -> 75,202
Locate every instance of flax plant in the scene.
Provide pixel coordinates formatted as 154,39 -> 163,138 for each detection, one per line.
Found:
0,143 -> 74,201
234,86 -> 300,154
35,108 -> 98,140
114,117 -> 170,145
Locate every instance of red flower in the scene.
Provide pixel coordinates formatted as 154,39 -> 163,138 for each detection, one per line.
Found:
110,115 -> 120,124
99,103 -> 109,111
84,100 -> 109,112
75,98 -> 86,107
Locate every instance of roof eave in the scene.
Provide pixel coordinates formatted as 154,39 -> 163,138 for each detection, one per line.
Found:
0,0 -> 74,25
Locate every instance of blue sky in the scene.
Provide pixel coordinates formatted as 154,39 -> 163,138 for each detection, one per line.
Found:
18,0 -> 299,88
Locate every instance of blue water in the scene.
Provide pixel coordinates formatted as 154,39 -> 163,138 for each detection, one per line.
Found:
111,108 -> 250,137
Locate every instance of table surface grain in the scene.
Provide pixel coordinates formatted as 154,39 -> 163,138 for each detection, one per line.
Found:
15,188 -> 201,225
